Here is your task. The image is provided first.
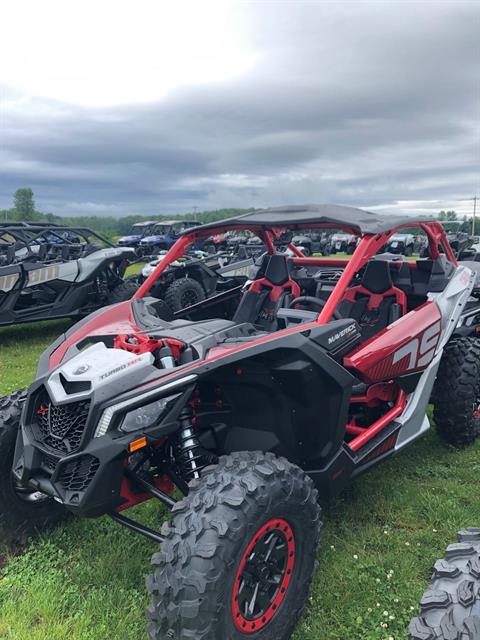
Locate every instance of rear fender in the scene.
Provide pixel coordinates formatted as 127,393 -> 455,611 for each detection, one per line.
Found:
430,264 -> 476,348
76,248 -> 134,282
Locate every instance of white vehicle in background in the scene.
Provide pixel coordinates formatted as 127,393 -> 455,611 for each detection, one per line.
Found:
329,232 -> 357,254
386,233 -> 415,256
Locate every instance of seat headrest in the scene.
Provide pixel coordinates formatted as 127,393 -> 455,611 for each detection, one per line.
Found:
264,253 -> 290,286
361,260 -> 393,294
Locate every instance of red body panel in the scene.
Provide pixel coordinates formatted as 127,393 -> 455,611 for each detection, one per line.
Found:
49,301 -> 140,368
344,302 -> 442,384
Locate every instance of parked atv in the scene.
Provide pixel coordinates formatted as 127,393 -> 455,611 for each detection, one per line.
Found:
1,205 -> 480,639
386,232 -> 415,256
0,223 -> 136,326
328,231 -> 358,254
116,221 -> 157,255
442,221 -> 474,255
138,220 -> 201,254
137,250 -> 253,313
292,230 -> 330,256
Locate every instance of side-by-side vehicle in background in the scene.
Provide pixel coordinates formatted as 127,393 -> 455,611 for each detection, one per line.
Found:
0,222 -> 135,326
1,205 -> 479,639
116,221 -> 157,254
139,220 -> 201,253
137,249 -> 253,313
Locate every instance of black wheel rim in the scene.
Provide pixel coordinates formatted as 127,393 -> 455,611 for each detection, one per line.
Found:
232,518 -> 295,634
180,289 -> 199,308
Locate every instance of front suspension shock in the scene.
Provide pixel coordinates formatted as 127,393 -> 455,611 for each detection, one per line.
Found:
174,404 -> 207,481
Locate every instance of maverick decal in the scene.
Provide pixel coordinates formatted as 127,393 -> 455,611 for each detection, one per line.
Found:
328,323 -> 356,345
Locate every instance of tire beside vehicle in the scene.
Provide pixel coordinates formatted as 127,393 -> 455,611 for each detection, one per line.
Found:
408,528 -> 480,640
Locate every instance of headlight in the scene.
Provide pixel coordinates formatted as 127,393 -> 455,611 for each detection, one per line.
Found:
120,394 -> 180,433
93,374 -> 197,438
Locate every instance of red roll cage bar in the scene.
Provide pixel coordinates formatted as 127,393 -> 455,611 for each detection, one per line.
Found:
134,220 -> 456,325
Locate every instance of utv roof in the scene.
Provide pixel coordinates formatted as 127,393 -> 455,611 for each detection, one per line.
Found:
132,220 -> 157,227
153,219 -> 200,227
0,221 -> 67,228
180,205 -> 431,236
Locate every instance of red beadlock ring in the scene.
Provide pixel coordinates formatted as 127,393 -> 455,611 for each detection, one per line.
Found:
231,518 -> 296,634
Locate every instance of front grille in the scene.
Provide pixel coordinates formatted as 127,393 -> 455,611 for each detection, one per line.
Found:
41,452 -> 60,472
58,455 -> 100,493
34,391 -> 91,455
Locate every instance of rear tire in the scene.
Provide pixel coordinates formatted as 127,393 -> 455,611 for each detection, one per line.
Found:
408,528 -> 480,640
0,391 -> 66,544
164,277 -> 206,312
146,451 -> 322,640
105,277 -> 138,304
432,337 -> 480,445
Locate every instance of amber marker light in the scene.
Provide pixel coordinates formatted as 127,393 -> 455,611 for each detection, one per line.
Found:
128,436 -> 148,454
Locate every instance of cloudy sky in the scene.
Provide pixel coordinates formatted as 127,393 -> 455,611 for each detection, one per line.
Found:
0,0 -> 478,218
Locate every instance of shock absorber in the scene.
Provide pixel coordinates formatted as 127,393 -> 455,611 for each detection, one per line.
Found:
174,403 -> 207,481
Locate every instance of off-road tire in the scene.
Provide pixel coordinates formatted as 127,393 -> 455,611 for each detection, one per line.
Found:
432,337 -> 480,445
0,391 -> 66,544
164,277 -> 206,312
408,528 -> 480,639
146,451 -> 322,640
105,277 -> 138,304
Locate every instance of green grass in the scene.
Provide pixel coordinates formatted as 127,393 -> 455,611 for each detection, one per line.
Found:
125,261 -> 145,277
1,322 -> 479,639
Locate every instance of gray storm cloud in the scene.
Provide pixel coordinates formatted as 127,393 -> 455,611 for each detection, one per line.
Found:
0,1 -> 478,216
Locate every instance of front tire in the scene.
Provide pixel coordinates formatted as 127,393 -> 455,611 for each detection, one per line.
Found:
0,391 -> 66,544
408,528 -> 480,639
146,451 -> 322,640
432,337 -> 480,445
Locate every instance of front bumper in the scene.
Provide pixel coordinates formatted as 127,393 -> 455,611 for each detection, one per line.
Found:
14,383 -> 193,518
15,422 -> 137,517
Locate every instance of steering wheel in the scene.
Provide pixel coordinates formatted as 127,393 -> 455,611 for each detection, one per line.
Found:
289,296 -> 343,320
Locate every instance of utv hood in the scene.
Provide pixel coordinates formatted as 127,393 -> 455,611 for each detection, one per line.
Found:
140,235 -> 170,244
117,235 -> 142,244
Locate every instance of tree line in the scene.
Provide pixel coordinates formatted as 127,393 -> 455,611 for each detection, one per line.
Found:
0,189 -> 253,239
1,188 -> 477,237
